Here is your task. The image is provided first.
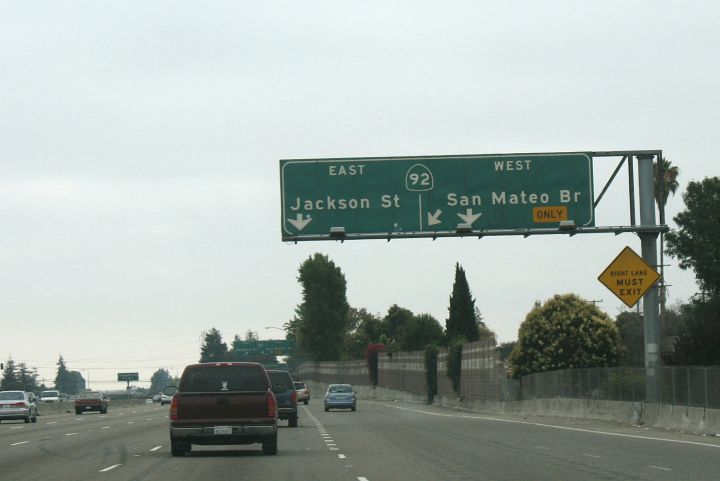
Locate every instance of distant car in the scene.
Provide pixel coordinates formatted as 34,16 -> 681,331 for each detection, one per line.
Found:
39,390 -> 60,403
160,394 -> 172,405
267,370 -> 298,427
152,394 -> 162,403
294,381 -> 310,405
74,392 -> 109,414
0,391 -> 38,423
324,384 -> 356,412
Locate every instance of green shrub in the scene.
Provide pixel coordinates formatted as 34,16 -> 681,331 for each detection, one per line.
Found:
424,345 -> 439,402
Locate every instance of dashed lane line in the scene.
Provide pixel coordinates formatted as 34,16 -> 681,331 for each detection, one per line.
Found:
649,466 -> 672,471
11,441 -> 30,446
99,464 -> 122,472
66,432 -> 79,436
150,446 -> 163,451
338,454 -> 346,459
582,453 -> 601,458
101,426 -> 110,429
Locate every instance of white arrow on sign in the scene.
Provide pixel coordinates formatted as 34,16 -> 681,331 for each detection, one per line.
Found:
428,209 -> 443,226
457,208 -> 482,225
287,214 -> 312,231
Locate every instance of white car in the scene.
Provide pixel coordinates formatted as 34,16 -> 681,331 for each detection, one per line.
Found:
39,390 -> 61,403
160,394 -> 172,405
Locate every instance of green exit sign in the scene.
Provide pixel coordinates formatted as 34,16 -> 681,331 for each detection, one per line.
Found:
280,153 -> 594,240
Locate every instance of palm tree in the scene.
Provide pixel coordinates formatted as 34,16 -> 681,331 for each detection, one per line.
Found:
654,157 -> 680,214
654,157 -> 680,315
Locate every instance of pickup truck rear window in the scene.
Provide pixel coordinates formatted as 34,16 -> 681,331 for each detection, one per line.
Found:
180,366 -> 268,393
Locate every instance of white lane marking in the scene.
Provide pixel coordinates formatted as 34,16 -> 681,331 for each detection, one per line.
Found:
127,421 -> 134,424
11,426 -> 23,429
150,446 -> 163,452
66,432 -> 79,436
11,441 -> 30,446
649,465 -> 672,471
101,426 -> 110,429
330,447 -> 339,451
535,446 -> 550,450
382,404 -> 720,449
44,436 -> 52,439
145,418 -> 153,421
46,422 -> 57,425
99,464 -> 122,472
583,453 -> 601,458
327,443 -> 337,446
358,477 -> 370,481
338,454 -> 346,459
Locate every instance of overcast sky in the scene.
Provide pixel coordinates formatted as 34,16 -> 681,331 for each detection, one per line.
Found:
2,1 -> 718,389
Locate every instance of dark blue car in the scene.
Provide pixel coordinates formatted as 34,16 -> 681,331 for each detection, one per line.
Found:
324,384 -> 356,412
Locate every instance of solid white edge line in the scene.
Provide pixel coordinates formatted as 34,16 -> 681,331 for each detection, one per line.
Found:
381,403 -> 720,449
99,464 -> 122,472
150,446 -> 163,451
11,441 -> 30,446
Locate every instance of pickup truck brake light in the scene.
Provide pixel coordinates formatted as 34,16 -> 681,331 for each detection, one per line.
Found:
169,395 -> 179,420
266,391 -> 277,418
291,390 -> 297,404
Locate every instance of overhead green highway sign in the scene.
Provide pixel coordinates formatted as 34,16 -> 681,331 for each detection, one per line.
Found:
280,153 -> 594,240
117,372 -> 139,382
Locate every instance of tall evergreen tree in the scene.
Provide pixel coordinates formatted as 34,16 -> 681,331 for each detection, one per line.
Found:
17,362 -> 40,392
54,355 -> 71,392
199,328 -> 229,362
295,253 -> 350,361
446,263 -> 479,342
0,357 -> 20,390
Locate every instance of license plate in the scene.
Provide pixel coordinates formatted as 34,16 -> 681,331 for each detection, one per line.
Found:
213,426 -> 232,435
85,406 -> 92,410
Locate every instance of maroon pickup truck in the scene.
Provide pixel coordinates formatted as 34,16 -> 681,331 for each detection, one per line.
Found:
74,392 -> 109,414
167,362 -> 278,457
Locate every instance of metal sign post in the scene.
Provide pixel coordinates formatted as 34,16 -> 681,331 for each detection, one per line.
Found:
637,154 -> 661,403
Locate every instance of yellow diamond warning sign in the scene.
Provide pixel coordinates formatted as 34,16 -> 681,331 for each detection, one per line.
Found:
598,246 -> 660,308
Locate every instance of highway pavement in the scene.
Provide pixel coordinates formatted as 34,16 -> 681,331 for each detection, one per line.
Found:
2,399 -> 720,481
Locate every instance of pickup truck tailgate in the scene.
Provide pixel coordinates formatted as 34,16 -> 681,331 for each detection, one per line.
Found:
176,392 -> 270,422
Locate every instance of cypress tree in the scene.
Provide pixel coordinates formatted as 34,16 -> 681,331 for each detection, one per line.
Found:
446,263 -> 479,342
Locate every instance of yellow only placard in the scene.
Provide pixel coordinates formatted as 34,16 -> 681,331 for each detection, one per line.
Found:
598,246 -> 660,308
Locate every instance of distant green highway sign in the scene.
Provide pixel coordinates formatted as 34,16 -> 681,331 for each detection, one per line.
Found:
117,372 -> 139,382
280,153 -> 594,240
233,339 -> 295,357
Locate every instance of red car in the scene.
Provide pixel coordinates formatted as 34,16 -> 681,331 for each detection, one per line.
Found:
74,392 -> 109,414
